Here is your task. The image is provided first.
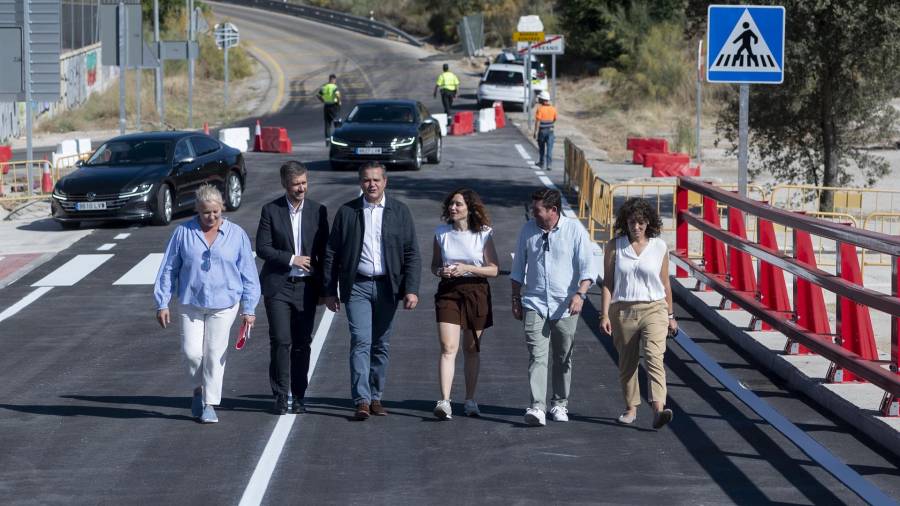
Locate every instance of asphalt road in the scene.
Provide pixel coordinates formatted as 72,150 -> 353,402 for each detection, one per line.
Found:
1,4 -> 899,505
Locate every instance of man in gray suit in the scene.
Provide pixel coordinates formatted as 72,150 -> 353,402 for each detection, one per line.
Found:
323,162 -> 421,420
257,161 -> 329,415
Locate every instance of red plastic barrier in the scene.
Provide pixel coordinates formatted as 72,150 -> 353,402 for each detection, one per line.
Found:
828,242 -> 879,382
451,111 -> 474,136
789,230 -> 831,354
643,152 -> 690,168
493,102 -> 506,129
727,207 -> 757,308
627,137 -> 668,164
0,145 -> 10,175
757,219 -> 792,330
651,162 -> 700,177
702,197 -> 726,286
259,127 -> 292,153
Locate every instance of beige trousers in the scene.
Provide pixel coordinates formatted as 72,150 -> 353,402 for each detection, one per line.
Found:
609,300 -> 668,408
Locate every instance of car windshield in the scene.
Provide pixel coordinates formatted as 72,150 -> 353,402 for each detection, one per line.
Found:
85,140 -> 172,166
348,104 -> 416,123
484,70 -> 524,86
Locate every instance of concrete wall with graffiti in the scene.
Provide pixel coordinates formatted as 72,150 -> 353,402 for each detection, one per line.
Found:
0,43 -> 118,143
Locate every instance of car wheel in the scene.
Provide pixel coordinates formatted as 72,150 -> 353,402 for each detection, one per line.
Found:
152,185 -> 173,226
225,172 -> 243,211
411,140 -> 423,171
60,221 -> 80,230
426,135 -> 442,164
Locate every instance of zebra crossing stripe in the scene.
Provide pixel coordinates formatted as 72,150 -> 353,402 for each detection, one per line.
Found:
113,253 -> 164,285
32,255 -> 114,287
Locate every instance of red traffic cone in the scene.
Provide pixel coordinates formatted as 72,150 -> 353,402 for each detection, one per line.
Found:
253,120 -> 263,152
203,122 -> 210,135
41,158 -> 53,194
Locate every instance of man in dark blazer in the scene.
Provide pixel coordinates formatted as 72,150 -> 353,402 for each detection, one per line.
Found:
323,162 -> 421,421
257,161 -> 329,415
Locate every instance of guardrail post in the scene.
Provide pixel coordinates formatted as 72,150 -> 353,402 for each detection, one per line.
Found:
882,255 -> 900,416
676,183 -> 688,277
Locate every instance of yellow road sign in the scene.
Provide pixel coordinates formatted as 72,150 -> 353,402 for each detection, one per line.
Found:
513,31 -> 545,42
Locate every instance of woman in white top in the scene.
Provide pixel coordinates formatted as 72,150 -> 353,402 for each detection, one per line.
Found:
600,198 -> 678,429
431,188 -> 499,420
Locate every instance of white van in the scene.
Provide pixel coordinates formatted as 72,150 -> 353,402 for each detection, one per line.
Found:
476,63 -> 533,109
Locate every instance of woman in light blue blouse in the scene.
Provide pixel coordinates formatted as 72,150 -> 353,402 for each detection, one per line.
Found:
154,184 -> 260,424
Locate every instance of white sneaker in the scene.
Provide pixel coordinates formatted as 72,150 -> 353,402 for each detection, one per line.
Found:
524,407 -> 546,426
549,405 -> 569,422
433,399 -> 452,420
463,399 -> 480,417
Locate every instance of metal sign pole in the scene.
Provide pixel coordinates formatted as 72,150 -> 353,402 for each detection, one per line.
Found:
118,1 -> 126,134
223,43 -> 229,107
551,53 -> 556,103
187,0 -> 194,129
696,40 -> 702,165
738,83 -> 749,197
24,0 -> 33,194
135,67 -> 141,129
525,43 -> 532,121
154,0 -> 163,127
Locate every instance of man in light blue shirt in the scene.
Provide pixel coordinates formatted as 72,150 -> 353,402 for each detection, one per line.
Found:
510,188 -> 596,426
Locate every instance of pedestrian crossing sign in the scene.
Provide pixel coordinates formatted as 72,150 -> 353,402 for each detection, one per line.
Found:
707,5 -> 785,84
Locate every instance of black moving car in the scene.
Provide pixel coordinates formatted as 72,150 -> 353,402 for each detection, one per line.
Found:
51,131 -> 246,228
329,99 -> 442,171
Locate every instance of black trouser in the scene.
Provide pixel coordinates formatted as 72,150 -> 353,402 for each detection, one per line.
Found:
265,277 -> 319,401
324,104 -> 341,139
440,89 -> 455,117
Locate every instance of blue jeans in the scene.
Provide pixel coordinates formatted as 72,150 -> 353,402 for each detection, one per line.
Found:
346,277 -> 398,404
537,128 -> 554,169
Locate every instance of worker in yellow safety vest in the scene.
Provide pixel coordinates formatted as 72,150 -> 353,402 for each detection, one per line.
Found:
317,74 -> 342,144
532,91 -> 557,171
432,64 -> 460,119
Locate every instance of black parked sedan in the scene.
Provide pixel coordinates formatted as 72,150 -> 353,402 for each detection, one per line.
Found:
328,99 -> 442,171
51,131 -> 246,228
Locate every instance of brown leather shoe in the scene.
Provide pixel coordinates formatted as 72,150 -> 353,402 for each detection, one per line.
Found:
354,402 -> 370,420
370,400 -> 388,416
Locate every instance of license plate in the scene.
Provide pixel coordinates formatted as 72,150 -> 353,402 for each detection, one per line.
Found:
356,147 -> 382,155
76,201 -> 107,211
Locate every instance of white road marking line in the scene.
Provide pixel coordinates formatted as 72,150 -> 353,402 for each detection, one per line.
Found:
32,254 -> 114,287
238,309 -> 336,506
0,256 -> 5,263
674,329 -> 896,505
515,143 -> 532,161
97,243 -> 116,251
114,233 -> 130,240
538,175 -> 552,186
0,287 -> 54,323
113,253 -> 164,285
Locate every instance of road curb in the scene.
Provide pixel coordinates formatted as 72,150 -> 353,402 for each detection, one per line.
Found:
672,278 -> 900,458
0,252 -> 55,289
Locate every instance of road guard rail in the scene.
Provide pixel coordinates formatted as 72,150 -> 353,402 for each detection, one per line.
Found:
672,177 -> 900,416
215,0 -> 423,47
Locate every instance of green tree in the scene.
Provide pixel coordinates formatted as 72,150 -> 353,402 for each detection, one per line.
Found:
715,0 -> 900,209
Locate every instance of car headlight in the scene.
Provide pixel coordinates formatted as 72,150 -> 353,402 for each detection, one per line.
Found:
330,136 -> 349,147
119,183 -> 153,198
391,137 -> 416,148
52,187 -> 67,200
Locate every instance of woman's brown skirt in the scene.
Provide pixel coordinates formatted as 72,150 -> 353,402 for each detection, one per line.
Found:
435,277 -> 493,334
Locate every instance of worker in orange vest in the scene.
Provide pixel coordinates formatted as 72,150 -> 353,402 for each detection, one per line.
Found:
533,91 -> 557,171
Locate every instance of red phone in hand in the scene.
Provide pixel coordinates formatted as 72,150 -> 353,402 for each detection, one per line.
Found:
235,320 -> 251,350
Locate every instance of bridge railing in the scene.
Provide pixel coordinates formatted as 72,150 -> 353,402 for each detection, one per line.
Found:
673,177 -> 900,416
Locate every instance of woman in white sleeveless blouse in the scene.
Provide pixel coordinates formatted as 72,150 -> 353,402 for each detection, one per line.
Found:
431,189 -> 499,420
600,198 -> 677,429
